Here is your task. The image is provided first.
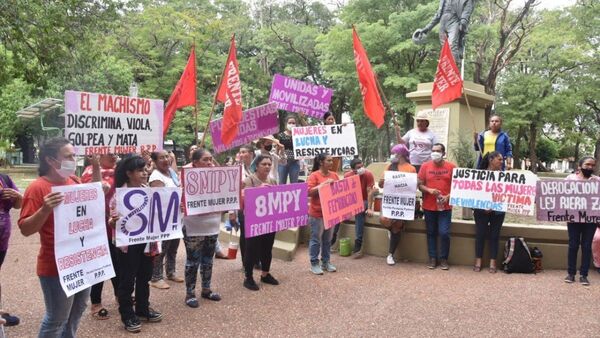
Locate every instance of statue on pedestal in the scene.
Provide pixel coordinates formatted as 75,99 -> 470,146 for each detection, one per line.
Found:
412,0 -> 475,65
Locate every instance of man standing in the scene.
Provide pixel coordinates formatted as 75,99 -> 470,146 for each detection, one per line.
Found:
418,143 -> 456,270
343,158 -> 375,258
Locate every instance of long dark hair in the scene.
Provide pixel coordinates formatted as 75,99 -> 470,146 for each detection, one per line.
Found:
312,154 -> 328,172
38,137 -> 71,176
115,155 -> 146,188
478,151 -> 502,170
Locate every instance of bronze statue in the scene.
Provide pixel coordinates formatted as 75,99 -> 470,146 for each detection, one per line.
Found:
413,0 -> 474,65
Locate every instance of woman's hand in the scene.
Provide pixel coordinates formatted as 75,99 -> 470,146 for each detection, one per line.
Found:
42,192 -> 64,212
1,188 -> 22,201
108,216 -> 120,229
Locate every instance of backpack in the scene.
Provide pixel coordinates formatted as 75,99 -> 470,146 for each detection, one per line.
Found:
503,237 -> 535,274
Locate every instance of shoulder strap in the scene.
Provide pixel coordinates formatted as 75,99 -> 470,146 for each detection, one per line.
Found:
503,237 -> 516,265
518,237 -> 533,260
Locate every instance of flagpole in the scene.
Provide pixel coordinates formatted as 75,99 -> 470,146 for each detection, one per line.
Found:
374,76 -> 401,144
192,42 -> 199,146
463,88 -> 482,154
200,34 -> 234,148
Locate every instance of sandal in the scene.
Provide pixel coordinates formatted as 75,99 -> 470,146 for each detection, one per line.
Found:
92,308 -> 110,320
473,265 -> 481,272
201,291 -> 222,302
185,297 -> 199,308
489,266 -> 497,273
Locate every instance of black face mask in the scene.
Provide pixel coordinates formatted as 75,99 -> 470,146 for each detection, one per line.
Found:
264,145 -> 273,151
580,168 -> 594,178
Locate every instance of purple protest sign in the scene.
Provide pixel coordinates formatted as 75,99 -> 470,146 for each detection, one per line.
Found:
536,179 -> 600,223
268,74 -> 333,119
209,102 -> 279,154
243,183 -> 309,238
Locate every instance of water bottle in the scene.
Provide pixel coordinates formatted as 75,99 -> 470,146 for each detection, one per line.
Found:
436,195 -> 445,211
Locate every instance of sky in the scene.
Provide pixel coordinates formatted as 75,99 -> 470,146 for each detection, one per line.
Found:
307,0 -> 578,11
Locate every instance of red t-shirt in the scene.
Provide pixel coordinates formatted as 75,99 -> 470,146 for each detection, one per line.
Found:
344,170 -> 375,201
18,176 -> 79,277
307,170 -> 340,218
417,160 -> 456,211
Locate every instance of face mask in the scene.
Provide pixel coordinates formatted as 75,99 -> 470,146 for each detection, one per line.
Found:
581,168 -> 594,178
264,145 -> 273,152
356,167 -> 366,175
56,160 -> 77,178
287,123 -> 296,130
431,152 -> 443,162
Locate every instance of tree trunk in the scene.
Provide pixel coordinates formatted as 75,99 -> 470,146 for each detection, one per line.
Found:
528,122 -> 538,173
595,139 -> 600,175
512,126 -> 526,169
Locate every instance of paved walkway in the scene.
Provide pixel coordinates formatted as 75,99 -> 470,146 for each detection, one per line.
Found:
2,213 -> 599,337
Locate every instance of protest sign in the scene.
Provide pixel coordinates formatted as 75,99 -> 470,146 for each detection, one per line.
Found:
291,124 -> 358,159
269,74 -> 333,119
181,166 -> 241,216
382,171 -> 418,220
416,108 -> 449,148
244,183 -> 308,238
319,175 -> 364,229
52,182 -> 115,297
115,187 -> 183,247
536,179 -> 600,223
64,90 -> 164,156
449,168 -> 538,216
209,103 -> 279,154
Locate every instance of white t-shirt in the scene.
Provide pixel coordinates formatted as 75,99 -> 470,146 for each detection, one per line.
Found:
184,212 -> 222,236
149,169 -> 179,187
402,129 -> 438,166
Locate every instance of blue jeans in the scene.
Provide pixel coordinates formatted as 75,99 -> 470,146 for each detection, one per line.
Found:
309,216 -> 333,264
278,160 -> 300,184
424,210 -> 452,260
567,222 -> 596,277
38,276 -> 90,338
352,201 -> 368,251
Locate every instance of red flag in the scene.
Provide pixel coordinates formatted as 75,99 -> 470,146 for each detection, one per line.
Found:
432,38 -> 463,109
353,27 -> 385,129
163,46 -> 196,136
217,36 -> 243,146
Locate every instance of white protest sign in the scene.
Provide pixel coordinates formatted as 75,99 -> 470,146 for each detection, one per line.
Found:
382,171 -> 418,220
52,182 -> 115,297
449,168 -> 538,216
181,166 -> 241,216
291,124 -> 358,159
115,187 -> 183,247
64,90 -> 164,155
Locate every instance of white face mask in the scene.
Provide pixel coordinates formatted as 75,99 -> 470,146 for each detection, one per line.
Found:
287,123 -> 296,131
56,160 -> 77,178
431,152 -> 443,162
356,167 -> 366,175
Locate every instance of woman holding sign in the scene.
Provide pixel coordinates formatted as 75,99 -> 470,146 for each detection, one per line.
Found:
241,154 -> 280,290
275,115 -> 301,184
564,156 -> 599,286
182,148 -> 223,305
109,155 -> 162,333
18,137 -> 94,337
307,154 -> 339,275
473,151 -> 505,273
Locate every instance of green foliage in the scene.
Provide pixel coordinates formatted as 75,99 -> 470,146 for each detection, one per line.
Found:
535,137 -> 559,164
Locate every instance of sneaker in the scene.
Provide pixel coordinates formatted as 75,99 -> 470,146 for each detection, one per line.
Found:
123,317 -> 142,333
321,261 -> 337,272
352,249 -> 364,259
243,277 -> 260,291
579,276 -> 590,286
564,274 -> 575,283
386,254 -> 396,266
185,296 -> 199,308
167,275 -> 184,283
0,313 -> 20,327
260,273 -> 280,285
310,263 -> 324,275
136,308 -> 162,323
427,258 -> 437,269
440,259 -> 449,270
149,279 -> 170,289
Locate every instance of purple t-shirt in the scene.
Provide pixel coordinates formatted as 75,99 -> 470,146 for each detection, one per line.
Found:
0,174 -> 18,252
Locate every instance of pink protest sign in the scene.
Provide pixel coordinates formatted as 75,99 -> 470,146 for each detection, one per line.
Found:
243,183 -> 308,238
319,175 -> 364,230
209,102 -> 279,154
268,74 -> 333,119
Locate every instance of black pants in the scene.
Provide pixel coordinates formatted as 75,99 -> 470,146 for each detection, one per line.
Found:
118,243 -> 154,321
567,222 -> 596,277
389,231 -> 401,255
474,210 -> 505,259
238,211 -> 246,266
243,232 -> 276,279
90,239 -> 120,305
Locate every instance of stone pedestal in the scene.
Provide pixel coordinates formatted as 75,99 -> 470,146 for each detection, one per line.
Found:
406,81 -> 494,164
